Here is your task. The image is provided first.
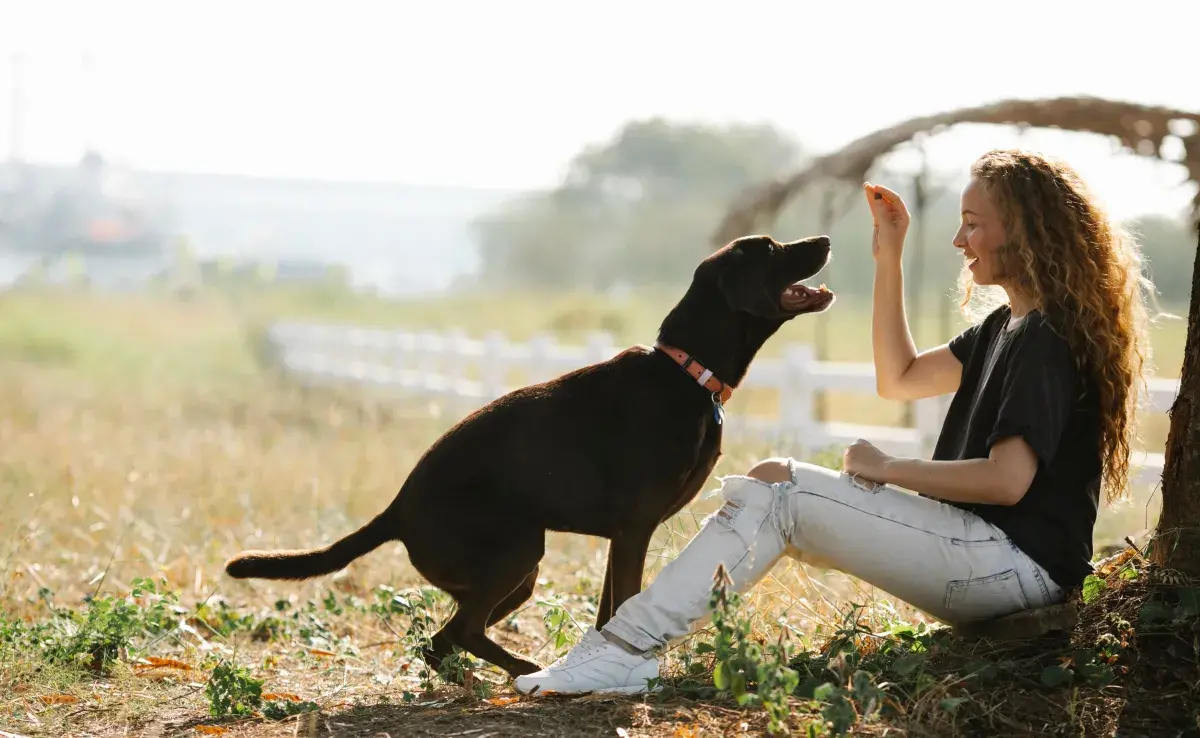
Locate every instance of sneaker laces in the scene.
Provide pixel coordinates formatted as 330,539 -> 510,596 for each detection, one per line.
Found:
544,630 -> 610,670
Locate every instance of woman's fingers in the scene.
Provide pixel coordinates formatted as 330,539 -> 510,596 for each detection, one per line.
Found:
868,183 -> 910,219
862,183 -> 876,215
865,182 -> 910,260
871,183 -> 902,202
863,182 -> 890,222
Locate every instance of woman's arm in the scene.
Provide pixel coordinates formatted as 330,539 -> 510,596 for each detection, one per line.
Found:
875,436 -> 1040,506
867,184 -> 963,400
871,255 -> 917,394
873,260 -> 964,400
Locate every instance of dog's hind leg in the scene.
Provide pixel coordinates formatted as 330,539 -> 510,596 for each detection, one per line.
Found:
420,569 -> 537,676
422,587 -> 543,681
421,566 -> 540,672
486,565 -> 539,629
435,601 -> 544,679
421,532 -> 545,680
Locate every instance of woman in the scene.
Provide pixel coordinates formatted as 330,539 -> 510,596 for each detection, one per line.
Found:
513,149 -> 1151,696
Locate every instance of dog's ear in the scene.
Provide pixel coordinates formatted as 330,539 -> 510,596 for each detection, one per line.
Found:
717,249 -> 762,314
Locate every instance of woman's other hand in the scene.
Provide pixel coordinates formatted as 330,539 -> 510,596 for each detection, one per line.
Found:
864,182 -> 910,264
843,438 -> 894,485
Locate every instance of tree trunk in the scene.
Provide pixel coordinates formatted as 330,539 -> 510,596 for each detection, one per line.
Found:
1152,218 -> 1200,575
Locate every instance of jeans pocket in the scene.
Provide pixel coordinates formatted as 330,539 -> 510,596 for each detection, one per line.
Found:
1010,546 -> 1062,608
943,568 -> 1030,622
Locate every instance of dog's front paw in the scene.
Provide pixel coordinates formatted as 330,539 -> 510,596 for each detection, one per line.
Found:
507,659 -> 542,678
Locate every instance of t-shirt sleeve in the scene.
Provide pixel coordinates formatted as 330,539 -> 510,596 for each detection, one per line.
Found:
986,321 -> 1077,464
948,322 -> 982,364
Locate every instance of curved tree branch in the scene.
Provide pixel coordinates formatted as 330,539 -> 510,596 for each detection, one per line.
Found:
712,96 -> 1200,247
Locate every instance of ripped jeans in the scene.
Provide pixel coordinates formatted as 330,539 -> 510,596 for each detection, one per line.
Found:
603,459 -> 1064,653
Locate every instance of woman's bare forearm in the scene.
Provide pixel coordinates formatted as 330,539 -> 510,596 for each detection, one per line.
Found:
872,258 -> 918,398
882,457 -> 1024,506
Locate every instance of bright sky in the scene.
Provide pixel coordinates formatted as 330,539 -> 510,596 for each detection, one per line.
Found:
2,0 -> 1198,219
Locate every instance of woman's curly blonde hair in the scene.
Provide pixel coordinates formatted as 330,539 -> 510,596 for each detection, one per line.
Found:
958,149 -> 1154,503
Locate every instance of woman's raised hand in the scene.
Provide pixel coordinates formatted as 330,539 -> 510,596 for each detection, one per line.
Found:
864,182 -> 910,264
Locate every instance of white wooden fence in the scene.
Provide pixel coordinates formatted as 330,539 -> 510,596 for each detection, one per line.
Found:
263,321 -> 1179,488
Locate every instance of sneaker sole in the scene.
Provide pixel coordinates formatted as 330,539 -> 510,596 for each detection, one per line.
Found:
514,682 -> 656,697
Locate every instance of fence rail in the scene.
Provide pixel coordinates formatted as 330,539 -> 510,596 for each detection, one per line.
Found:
263,321 -> 1179,488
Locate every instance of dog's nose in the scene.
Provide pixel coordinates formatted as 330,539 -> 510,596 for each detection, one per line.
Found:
805,235 -> 831,258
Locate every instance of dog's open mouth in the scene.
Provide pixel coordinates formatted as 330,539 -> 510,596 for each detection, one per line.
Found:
780,281 -> 835,313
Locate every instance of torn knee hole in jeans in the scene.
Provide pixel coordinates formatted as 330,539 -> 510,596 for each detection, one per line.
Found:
711,497 -> 744,527
704,477 -> 791,547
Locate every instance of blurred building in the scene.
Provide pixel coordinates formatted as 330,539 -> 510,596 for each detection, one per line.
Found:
0,155 -> 515,295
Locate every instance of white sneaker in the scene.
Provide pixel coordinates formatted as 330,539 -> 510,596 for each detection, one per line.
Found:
513,627 -> 660,696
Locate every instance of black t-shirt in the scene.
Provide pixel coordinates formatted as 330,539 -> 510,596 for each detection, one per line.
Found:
931,305 -> 1102,590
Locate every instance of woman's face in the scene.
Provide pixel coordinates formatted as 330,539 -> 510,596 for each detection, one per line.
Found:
952,177 -> 1009,286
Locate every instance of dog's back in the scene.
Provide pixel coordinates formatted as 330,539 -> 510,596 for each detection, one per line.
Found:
392,346 -> 722,538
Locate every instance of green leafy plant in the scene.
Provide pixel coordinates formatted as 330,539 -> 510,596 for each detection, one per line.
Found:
36,578 -> 181,673
262,697 -> 321,720
697,565 -> 799,735
538,594 -> 580,652
205,661 -> 263,717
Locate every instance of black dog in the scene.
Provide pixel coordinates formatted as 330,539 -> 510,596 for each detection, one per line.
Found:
224,234 -> 834,678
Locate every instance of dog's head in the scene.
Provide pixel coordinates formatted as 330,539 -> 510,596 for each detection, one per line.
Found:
656,234 -> 834,388
703,234 -> 835,321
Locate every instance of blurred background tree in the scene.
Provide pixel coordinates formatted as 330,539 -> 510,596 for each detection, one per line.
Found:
473,118 -> 1198,307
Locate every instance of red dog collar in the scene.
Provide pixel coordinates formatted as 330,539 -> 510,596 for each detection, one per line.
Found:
654,343 -> 733,404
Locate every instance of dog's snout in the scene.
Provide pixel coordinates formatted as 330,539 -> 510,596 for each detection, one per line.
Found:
782,235 -> 831,255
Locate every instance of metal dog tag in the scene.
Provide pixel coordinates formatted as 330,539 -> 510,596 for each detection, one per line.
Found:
712,395 -> 725,425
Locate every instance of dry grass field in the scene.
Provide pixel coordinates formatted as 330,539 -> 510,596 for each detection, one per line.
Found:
0,286 -> 1192,736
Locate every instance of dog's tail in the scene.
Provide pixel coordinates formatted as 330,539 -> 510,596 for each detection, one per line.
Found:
224,512 -> 394,581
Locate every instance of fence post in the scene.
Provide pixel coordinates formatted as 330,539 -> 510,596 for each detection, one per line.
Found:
414,331 -> 443,394
585,331 -> 616,364
481,331 -> 508,401
306,324 -> 335,382
391,329 -> 412,380
360,327 -> 386,384
443,329 -> 470,386
424,331 -> 451,398
780,344 -> 815,460
528,332 -> 555,384
442,328 -> 473,411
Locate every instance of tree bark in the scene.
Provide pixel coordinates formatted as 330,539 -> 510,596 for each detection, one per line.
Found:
1152,218 -> 1200,574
